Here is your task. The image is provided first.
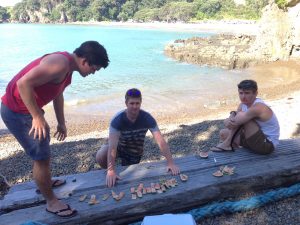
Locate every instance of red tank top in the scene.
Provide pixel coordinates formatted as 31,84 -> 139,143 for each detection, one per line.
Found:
1,52 -> 73,114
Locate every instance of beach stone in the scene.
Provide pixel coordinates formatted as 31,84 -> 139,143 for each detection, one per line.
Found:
165,1 -> 300,69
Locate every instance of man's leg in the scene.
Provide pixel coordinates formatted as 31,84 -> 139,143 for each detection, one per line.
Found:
214,126 -> 240,150
219,128 -> 230,142
1,104 -> 76,217
96,144 -> 109,168
33,159 -> 76,216
240,120 -> 274,154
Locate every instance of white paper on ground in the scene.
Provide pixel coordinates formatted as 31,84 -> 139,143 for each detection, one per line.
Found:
142,213 -> 196,225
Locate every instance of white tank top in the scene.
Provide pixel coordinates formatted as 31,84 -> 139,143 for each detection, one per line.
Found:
241,98 -> 280,147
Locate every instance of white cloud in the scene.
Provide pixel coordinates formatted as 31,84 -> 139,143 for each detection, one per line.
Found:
0,0 -> 22,7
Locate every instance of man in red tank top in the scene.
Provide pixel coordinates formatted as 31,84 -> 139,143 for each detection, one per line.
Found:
1,41 -> 109,218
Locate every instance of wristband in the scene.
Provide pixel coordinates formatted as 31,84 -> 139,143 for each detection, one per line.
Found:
230,111 -> 237,116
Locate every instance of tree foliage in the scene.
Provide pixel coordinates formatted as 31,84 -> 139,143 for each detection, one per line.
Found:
0,6 -> 10,22
5,0 -> 275,23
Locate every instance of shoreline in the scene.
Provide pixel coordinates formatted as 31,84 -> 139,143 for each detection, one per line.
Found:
69,20 -> 259,35
3,20 -> 259,35
1,60 -> 299,140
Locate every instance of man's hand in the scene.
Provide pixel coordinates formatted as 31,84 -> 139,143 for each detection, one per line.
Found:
54,123 -> 67,141
106,170 -> 121,187
167,163 -> 180,175
29,115 -> 49,140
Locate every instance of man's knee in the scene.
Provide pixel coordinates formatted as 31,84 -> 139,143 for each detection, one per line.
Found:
96,144 -> 108,169
242,120 -> 260,138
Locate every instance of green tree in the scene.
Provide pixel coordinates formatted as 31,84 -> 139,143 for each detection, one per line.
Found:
0,6 -> 10,22
118,0 -> 137,21
26,0 -> 41,11
134,8 -> 159,21
158,1 -> 196,22
275,0 -> 287,8
12,2 -> 30,22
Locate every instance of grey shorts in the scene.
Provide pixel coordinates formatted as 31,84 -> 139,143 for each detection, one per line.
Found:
1,103 -> 51,160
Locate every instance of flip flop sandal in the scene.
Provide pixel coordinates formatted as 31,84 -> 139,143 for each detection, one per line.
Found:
36,179 -> 66,194
46,204 -> 77,218
210,146 -> 234,152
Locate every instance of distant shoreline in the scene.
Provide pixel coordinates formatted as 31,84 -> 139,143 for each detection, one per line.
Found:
69,20 -> 259,35
2,20 -> 259,35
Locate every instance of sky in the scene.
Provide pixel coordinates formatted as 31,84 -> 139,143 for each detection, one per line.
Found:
0,0 -> 22,7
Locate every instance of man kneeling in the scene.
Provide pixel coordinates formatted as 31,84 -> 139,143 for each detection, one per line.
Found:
96,88 -> 180,187
211,80 -> 280,154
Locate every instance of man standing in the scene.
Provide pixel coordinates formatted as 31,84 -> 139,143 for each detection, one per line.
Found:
96,88 -> 180,187
211,79 -> 280,154
1,41 -> 109,217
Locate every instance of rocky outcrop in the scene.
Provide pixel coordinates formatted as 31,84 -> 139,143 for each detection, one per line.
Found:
165,34 -> 256,69
164,0 -> 300,69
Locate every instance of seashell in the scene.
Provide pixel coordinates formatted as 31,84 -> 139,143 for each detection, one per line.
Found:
199,151 -> 209,158
132,193 -> 137,200
213,170 -> 223,177
180,173 -> 188,182
102,193 -> 110,201
79,194 -> 87,202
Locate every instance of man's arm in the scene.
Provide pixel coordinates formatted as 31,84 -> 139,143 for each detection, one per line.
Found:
17,54 -> 69,140
106,132 -> 121,187
224,104 -> 242,128
152,130 -> 180,175
230,103 -> 264,126
53,93 -> 67,141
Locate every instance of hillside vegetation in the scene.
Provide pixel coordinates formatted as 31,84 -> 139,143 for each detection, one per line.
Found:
0,0 -> 287,23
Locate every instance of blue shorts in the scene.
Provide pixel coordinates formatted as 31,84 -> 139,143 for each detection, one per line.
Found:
1,103 -> 51,160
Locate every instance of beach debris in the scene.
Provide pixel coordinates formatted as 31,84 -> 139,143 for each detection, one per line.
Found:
112,190 -> 125,201
79,194 -> 87,202
129,177 -> 182,200
213,165 -> 235,177
132,193 -> 137,200
137,190 -> 143,198
180,173 -> 188,182
102,193 -> 110,201
60,191 -> 73,199
213,170 -> 224,177
214,157 -> 217,165
88,194 -> 99,205
222,165 -> 235,175
154,183 -> 161,190
137,183 -> 144,192
199,151 -> 209,158
130,187 -> 135,194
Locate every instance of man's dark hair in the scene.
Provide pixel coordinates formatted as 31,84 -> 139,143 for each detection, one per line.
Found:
74,41 -> 110,68
238,80 -> 258,92
125,88 -> 142,102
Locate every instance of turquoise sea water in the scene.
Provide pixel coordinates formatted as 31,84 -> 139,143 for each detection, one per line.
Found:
0,23 -> 250,118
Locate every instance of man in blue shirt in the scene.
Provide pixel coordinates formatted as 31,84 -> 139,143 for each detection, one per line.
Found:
96,88 -> 180,187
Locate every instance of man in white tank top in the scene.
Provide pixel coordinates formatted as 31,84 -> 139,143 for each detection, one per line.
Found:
211,80 -> 280,154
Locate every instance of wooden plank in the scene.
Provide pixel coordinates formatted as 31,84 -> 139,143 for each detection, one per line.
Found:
1,139 -> 300,224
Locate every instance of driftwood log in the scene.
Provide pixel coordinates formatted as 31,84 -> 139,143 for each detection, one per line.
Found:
1,139 -> 300,225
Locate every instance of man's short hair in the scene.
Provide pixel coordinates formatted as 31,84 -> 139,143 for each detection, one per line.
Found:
74,41 -> 110,68
125,88 -> 142,102
238,80 -> 258,92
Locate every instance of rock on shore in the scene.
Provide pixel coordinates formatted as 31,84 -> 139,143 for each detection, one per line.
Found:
164,1 -> 300,69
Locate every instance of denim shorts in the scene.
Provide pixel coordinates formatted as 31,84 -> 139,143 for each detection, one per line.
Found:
1,103 -> 51,160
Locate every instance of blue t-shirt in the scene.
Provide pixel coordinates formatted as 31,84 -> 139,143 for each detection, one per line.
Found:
109,110 -> 159,164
